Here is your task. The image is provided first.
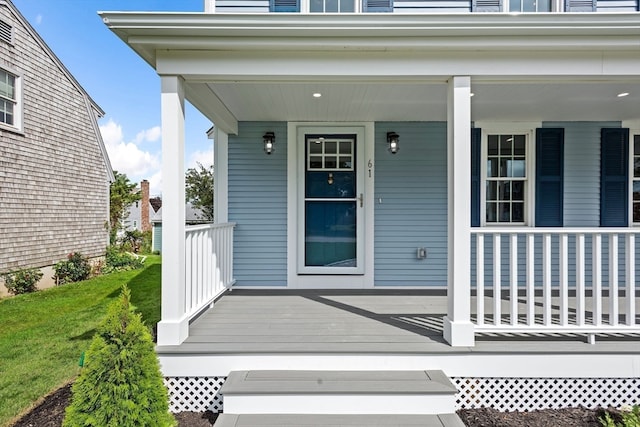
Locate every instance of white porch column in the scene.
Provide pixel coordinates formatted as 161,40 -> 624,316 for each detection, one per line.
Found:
213,127 -> 229,224
157,76 -> 188,346
443,76 -> 475,347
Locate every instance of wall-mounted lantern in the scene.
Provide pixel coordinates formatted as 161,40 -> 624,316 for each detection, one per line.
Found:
263,132 -> 275,155
387,132 -> 399,154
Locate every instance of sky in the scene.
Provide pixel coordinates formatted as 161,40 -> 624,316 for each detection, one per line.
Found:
12,0 -> 214,196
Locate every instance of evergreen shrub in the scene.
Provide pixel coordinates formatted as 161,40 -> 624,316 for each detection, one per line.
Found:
63,286 -> 176,427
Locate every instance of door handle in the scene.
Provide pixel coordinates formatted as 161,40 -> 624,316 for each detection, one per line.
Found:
358,193 -> 363,207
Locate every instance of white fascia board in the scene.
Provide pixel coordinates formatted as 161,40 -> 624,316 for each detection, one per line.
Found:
100,13 -> 640,61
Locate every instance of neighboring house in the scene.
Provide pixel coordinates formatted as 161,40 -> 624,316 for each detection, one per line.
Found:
122,179 -> 154,233
0,0 -> 112,294
151,202 -> 210,253
102,1 -> 640,423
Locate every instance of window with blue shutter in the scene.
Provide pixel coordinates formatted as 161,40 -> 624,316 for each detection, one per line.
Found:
270,0 -> 300,12
600,128 -> 629,227
535,128 -> 564,227
363,0 -> 393,12
471,128 -> 481,227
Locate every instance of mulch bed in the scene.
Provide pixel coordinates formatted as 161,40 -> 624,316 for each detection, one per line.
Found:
10,384 -> 218,427
11,384 -> 620,427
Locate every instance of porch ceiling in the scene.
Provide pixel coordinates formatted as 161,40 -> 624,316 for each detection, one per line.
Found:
190,79 -> 640,124
100,12 -> 640,131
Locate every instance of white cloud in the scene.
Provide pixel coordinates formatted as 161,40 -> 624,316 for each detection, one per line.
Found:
100,119 -> 161,187
148,170 -> 163,196
188,149 -> 214,169
134,126 -> 161,144
35,14 -> 43,25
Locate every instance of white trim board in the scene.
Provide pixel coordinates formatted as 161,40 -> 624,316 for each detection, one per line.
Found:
287,122 -> 375,289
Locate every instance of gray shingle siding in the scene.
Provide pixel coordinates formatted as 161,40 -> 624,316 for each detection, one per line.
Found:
0,3 -> 110,273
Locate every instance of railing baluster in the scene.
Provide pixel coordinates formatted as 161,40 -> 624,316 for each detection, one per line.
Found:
609,234 -> 619,326
510,233 -> 518,326
559,233 -> 568,326
493,234 -> 501,326
576,233 -> 586,326
469,228 -> 638,336
593,233 -> 602,327
183,223 -> 236,321
526,233 -> 535,326
476,234 -> 485,326
543,233 -> 552,326
626,234 -> 636,326
185,232 -> 193,313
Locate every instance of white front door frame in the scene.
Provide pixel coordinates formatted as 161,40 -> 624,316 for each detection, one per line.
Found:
287,122 -> 375,289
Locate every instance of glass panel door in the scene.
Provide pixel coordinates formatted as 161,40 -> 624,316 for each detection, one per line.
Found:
304,135 -> 358,268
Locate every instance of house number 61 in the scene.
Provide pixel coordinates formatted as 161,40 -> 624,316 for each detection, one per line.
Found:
368,159 -> 373,178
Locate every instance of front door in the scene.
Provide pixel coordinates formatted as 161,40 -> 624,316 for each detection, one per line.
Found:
300,133 -> 364,274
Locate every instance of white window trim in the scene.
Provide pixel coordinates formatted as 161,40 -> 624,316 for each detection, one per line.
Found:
0,66 -> 23,134
476,122 -> 540,227
623,120 -> 640,226
630,129 -> 640,226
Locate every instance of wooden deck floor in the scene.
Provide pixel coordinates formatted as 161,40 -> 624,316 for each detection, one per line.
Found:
157,290 -> 640,355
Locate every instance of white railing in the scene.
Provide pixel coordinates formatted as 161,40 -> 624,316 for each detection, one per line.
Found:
184,222 -> 236,320
471,228 -> 639,338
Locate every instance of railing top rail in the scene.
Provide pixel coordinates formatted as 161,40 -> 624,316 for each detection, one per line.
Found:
186,222 -> 237,233
471,227 -> 639,235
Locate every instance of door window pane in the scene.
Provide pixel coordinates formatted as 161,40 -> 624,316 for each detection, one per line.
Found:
305,201 -> 356,267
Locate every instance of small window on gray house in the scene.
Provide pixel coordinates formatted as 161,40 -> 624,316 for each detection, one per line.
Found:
0,69 -> 16,126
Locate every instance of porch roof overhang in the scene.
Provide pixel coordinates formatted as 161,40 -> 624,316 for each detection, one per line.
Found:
100,12 -> 640,134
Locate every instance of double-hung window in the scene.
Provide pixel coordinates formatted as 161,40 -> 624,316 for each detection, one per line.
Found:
484,133 -> 528,224
310,0 -> 355,12
633,133 -> 640,224
0,69 -> 17,127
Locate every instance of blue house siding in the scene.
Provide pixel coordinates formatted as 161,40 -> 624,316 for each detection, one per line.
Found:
374,122 -> 448,287
473,122 -> 634,291
543,121 -> 620,227
229,122 -> 288,286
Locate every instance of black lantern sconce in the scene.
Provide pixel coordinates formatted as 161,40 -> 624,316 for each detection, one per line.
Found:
387,132 -> 399,154
263,132 -> 275,155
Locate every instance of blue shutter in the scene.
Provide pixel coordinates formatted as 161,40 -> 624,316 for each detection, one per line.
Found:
535,128 -> 564,227
564,0 -> 596,10
600,128 -> 629,227
471,128 -> 481,227
363,0 -> 393,11
271,0 -> 300,12
472,0 -> 502,11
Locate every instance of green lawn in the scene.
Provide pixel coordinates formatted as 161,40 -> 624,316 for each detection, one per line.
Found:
0,256 -> 162,427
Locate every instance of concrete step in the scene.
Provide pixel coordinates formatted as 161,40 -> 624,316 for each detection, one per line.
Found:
214,413 -> 466,427
220,370 -> 458,415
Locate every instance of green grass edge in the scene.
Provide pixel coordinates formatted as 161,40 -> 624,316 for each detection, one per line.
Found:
0,256 -> 162,427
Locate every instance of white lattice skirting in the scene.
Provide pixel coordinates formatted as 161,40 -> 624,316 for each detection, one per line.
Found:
453,377 -> 640,411
164,377 -> 225,413
164,376 -> 640,413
